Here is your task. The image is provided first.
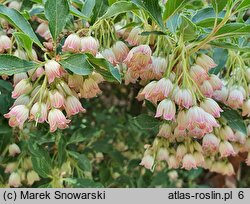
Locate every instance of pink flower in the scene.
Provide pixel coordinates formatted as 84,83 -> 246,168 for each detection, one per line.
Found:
124,69 -> 139,85
190,64 -> 209,84
80,77 -> 102,98
155,99 -> 176,121
101,49 -> 118,65
157,148 -> 169,161
68,74 -> 84,91
242,99 -> 250,117
176,110 -> 189,132
200,98 -> 223,118
12,79 -> 32,99
157,123 -> 172,138
62,34 -> 81,52
13,73 -> 28,87
182,154 -> 197,170
213,86 -> 228,102
4,105 -> 29,129
124,45 -> 152,71
219,141 -> 236,157
64,96 -> 85,117
235,131 -> 247,144
200,80 -> 213,97
176,144 -> 187,160
173,87 -> 194,109
36,22 -> 51,40
227,88 -> 244,109
45,60 -> 65,84
209,74 -> 223,91
112,41 -> 129,62
202,133 -> 220,151
167,155 -> 179,169
193,152 -> 205,166
0,35 -> 11,52
48,109 -> 71,132
11,94 -> 30,109
49,90 -> 65,108
30,102 -> 48,123
80,36 -> 99,55
8,172 -> 21,187
196,54 -> 217,72
126,27 -> 145,46
140,155 -> 154,170
5,162 -> 17,174
28,67 -> 45,81
149,57 -> 167,78
137,81 -> 157,102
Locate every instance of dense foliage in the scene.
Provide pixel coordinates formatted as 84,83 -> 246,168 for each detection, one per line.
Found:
0,0 -> 250,188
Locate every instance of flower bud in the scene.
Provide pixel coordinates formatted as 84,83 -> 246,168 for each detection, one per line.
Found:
157,123 -> 172,138
36,22 -> 51,40
5,162 -> 17,173
219,126 -> 236,141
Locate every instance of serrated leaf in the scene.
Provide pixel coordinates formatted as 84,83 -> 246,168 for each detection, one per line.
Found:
132,0 -> 164,29
163,0 -> 189,21
45,0 -> 70,41
0,55 -> 39,75
59,54 -> 93,75
0,5 -> 42,47
100,1 -> 138,19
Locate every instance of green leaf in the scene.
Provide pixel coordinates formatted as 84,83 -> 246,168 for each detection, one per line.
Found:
67,132 -> 86,145
163,0 -> 189,21
58,136 -> 67,166
221,108 -> 247,135
166,14 -> 182,33
132,0 -> 164,29
45,0 -> 70,41
91,0 -> 109,23
211,0 -> 227,13
13,32 -> 33,55
235,0 -> 250,12
70,5 -> 88,19
141,31 -> 166,36
88,57 -> 121,83
59,54 -> 94,76
64,178 -> 103,188
0,5 -> 42,47
209,41 -> 250,52
28,141 -> 52,178
0,55 -> 39,75
81,0 -> 96,19
209,48 -> 228,74
100,1 -> 138,19
215,23 -> 250,38
180,15 -> 197,41
68,151 -> 92,172
133,114 -> 159,130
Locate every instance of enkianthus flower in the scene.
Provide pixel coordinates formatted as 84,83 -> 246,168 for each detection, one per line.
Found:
14,49 -> 27,59
209,74 -> 223,91
140,154 -> 154,170
176,144 -> 187,160
235,131 -> 247,144
219,126 -> 236,141
62,34 -> 81,52
112,41 -> 129,62
28,67 -> 45,81
35,22 -> 51,40
167,155 -> 179,169
8,144 -> 21,157
64,95 -> 85,117
193,151 -> 205,166
12,79 -> 32,99
196,54 -> 217,72
48,109 -> 71,132
5,162 -> 17,174
227,87 -> 245,109
80,75 -> 102,99
200,98 -> 223,118
11,94 -> 30,109
4,105 -> 29,129
200,80 -> 214,97
0,35 -> 11,53
27,171 -> 40,186
155,99 -> 176,121
190,64 -> 209,84
156,148 -> 169,161
80,36 -> 99,55
101,49 -> 118,65
45,60 -> 65,84
68,74 -> 84,91
124,45 -> 152,71
242,99 -> 250,117
213,86 -> 229,102
30,102 -> 48,123
157,123 -> 172,138
202,133 -> 220,152
219,141 -> 236,157
48,89 -> 65,108
211,161 -> 235,176
13,73 -> 28,87
173,87 -> 194,109
8,172 -> 21,187
182,154 -> 197,170
126,27 -> 146,46
56,81 -> 73,96
149,57 -> 167,78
